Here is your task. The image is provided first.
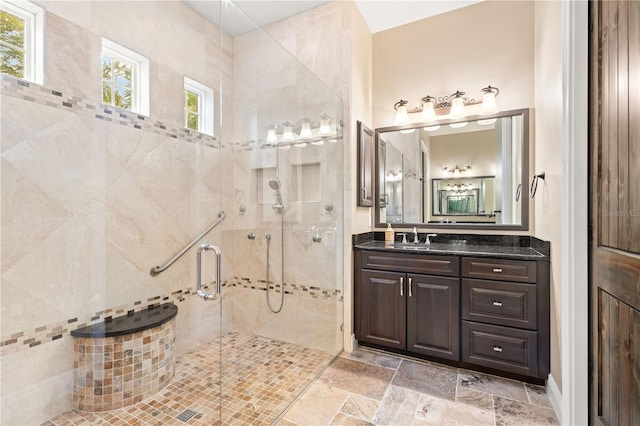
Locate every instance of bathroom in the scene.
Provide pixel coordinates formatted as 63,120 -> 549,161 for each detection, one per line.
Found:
0,0 -> 590,425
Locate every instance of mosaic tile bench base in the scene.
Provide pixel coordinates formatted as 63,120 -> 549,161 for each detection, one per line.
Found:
72,317 -> 176,412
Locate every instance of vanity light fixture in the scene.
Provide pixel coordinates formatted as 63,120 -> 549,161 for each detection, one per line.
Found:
281,124 -> 295,142
393,85 -> 500,126
443,165 -> 472,175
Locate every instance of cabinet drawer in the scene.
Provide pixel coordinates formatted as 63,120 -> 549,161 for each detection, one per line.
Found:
462,279 -> 537,330
361,251 -> 459,277
462,321 -> 538,377
462,258 -> 537,283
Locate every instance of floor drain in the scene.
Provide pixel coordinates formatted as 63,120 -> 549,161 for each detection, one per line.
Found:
176,409 -> 198,422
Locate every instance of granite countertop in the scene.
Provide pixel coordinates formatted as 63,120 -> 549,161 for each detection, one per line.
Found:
353,233 -> 550,261
71,303 -> 178,338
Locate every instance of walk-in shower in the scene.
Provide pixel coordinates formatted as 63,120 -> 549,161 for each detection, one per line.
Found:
0,0 -> 344,424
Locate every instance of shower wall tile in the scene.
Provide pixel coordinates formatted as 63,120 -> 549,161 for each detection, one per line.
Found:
44,12 -> 101,102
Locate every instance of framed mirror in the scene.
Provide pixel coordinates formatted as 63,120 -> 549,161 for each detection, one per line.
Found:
357,121 -> 374,206
375,109 -> 529,230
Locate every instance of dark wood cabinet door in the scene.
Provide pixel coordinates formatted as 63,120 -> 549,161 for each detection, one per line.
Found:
407,274 -> 460,360
590,1 -> 640,424
359,270 -> 406,349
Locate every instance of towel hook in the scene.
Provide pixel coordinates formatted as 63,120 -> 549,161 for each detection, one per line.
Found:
530,172 -> 546,198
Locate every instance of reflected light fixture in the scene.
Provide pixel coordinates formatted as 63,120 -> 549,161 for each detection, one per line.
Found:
443,165 -> 472,175
266,126 -> 278,144
318,116 -> 332,136
281,124 -> 295,142
299,122 -> 313,139
424,125 -> 440,132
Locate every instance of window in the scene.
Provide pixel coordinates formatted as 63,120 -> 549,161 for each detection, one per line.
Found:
101,38 -> 149,115
0,0 -> 43,83
184,77 -> 214,136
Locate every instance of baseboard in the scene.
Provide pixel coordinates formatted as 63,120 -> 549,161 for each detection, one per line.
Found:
546,373 -> 562,420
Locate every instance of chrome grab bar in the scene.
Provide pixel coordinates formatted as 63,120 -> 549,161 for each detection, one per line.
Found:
196,243 -> 221,301
150,211 -> 225,276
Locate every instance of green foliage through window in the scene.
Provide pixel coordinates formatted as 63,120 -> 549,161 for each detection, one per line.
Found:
0,10 -> 25,78
102,54 -> 133,110
185,89 -> 200,131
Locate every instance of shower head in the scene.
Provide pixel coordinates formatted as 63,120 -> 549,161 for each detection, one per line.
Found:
268,178 -> 281,191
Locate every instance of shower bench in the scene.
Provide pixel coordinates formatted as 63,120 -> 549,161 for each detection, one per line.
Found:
70,303 -> 178,412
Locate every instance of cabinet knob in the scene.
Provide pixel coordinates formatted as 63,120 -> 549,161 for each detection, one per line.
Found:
493,268 -> 503,273
493,345 -> 503,353
492,301 -> 503,307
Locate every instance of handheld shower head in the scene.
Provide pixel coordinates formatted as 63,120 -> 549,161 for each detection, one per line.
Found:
268,178 -> 281,191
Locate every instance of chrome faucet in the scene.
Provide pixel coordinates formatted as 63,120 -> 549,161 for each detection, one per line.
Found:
412,227 -> 419,244
399,233 -> 408,244
425,233 -> 438,245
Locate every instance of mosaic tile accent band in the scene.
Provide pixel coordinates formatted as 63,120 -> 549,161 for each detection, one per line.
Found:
72,319 -> 176,412
0,75 -> 343,153
0,75 -> 219,149
0,280 -> 342,356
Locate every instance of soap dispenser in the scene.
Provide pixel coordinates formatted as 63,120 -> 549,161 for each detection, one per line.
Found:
385,223 -> 395,246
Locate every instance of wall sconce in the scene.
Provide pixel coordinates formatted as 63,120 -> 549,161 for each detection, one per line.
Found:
443,165 -> 472,176
393,85 -> 500,126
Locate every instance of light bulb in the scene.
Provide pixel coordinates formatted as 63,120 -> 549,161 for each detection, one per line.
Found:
266,128 -> 277,144
449,96 -> 467,119
282,126 -> 294,142
394,104 -> 410,126
480,90 -> 499,115
299,122 -> 313,139
421,99 -> 437,122
318,118 -> 331,136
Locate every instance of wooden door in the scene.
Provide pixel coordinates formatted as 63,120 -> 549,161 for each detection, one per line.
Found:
407,274 -> 460,360
590,1 -> 640,424
359,270 -> 406,349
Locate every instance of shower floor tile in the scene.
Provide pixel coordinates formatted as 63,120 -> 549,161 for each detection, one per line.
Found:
44,332 -> 334,426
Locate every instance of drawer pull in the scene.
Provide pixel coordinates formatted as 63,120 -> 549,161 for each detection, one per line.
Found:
400,277 -> 404,296
492,301 -> 503,307
493,268 -> 503,273
493,345 -> 503,353
408,277 -> 413,297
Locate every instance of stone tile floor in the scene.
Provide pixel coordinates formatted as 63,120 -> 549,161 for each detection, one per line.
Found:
44,333 -> 334,425
45,336 -> 558,425
276,347 -> 559,426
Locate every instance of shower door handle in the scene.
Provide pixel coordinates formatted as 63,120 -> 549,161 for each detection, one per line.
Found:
196,243 -> 222,301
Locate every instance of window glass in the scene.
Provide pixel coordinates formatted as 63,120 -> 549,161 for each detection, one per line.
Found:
0,10 -> 25,78
185,89 -> 199,131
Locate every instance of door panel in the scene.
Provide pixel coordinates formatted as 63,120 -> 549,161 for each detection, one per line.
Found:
407,274 -> 459,360
590,1 -> 640,424
359,270 -> 406,349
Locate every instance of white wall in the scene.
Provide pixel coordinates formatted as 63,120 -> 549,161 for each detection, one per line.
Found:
534,0 -> 563,393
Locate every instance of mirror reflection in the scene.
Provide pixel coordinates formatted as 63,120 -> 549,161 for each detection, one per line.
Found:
376,109 -> 528,229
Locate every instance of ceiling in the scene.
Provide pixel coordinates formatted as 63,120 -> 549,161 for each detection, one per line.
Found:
183,0 -> 483,37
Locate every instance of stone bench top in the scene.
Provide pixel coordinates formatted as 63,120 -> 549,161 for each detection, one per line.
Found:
71,303 -> 178,338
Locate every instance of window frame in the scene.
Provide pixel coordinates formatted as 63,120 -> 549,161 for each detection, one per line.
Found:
0,0 -> 44,84
184,76 -> 214,136
101,38 -> 149,116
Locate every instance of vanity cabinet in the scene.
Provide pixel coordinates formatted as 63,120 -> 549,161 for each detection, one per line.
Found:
354,249 -> 550,382
461,257 -> 546,377
356,251 -> 460,361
